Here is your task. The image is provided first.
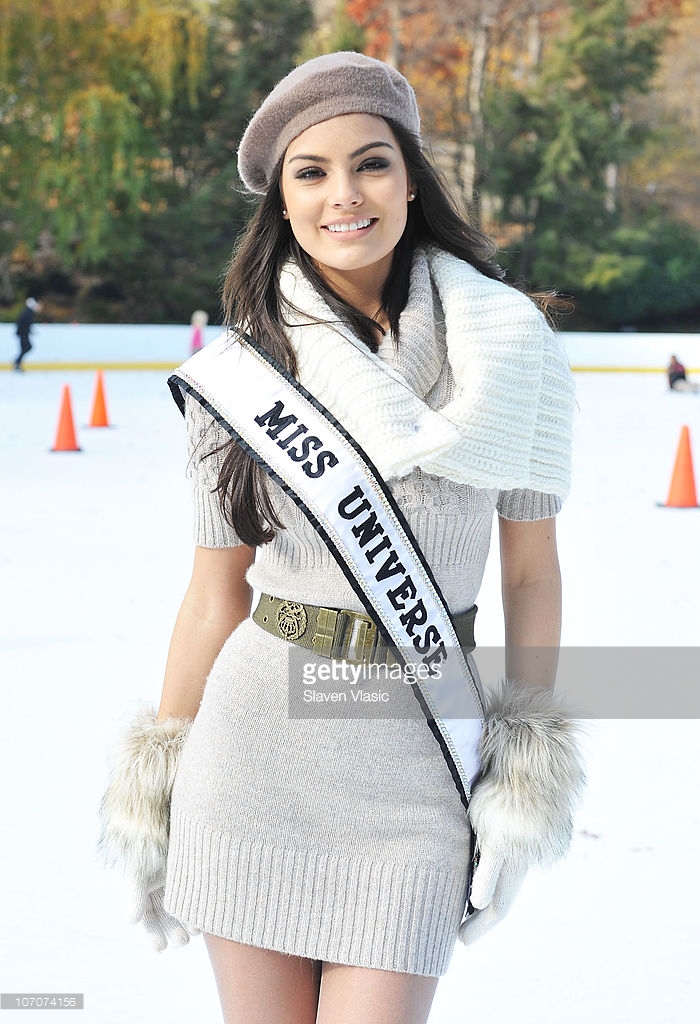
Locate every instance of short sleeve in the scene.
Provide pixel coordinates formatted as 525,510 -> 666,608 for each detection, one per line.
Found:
497,488 -> 562,521
185,393 -> 243,548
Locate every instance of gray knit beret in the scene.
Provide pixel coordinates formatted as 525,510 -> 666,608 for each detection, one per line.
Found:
237,51 -> 421,194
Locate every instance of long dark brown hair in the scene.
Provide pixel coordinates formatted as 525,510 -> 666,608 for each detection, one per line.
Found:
212,119 -> 506,546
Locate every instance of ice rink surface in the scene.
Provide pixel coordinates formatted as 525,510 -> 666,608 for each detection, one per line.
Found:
1,367 -> 699,1022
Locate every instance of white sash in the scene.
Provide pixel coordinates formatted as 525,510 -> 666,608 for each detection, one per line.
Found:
169,332 -> 484,800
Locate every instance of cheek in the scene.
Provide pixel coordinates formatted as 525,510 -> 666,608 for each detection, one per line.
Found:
287,211 -> 318,246
388,199 -> 409,235
284,191 -> 319,228
381,180 -> 410,228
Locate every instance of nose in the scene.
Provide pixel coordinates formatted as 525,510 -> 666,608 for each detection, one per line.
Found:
329,172 -> 362,208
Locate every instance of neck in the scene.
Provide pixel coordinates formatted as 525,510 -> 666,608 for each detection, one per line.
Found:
314,257 -> 392,329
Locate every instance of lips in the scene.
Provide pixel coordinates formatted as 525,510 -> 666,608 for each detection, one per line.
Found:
323,218 -> 375,233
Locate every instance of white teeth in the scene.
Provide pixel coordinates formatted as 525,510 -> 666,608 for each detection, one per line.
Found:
326,219 -> 372,233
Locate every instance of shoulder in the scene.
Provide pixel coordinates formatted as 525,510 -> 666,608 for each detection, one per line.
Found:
424,247 -> 558,368
424,246 -> 546,329
184,390 -> 217,442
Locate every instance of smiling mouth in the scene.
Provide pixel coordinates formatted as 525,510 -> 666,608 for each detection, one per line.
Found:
324,218 -> 375,234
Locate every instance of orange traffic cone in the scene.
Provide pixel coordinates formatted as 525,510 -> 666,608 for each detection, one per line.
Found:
51,385 -> 81,452
88,370 -> 110,427
663,425 -> 698,508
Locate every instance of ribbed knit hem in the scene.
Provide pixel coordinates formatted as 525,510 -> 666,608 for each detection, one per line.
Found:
497,487 -> 562,521
165,810 -> 467,976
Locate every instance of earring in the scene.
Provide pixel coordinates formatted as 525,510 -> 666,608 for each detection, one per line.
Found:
282,208 -> 288,217
408,192 -> 416,201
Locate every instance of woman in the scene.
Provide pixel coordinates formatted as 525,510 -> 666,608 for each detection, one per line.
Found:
101,52 -> 584,1024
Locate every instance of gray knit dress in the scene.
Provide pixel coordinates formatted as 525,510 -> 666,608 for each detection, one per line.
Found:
164,277 -> 561,976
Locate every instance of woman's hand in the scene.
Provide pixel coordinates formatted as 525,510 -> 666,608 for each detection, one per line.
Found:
460,515 -> 583,945
461,679 -> 585,946
99,709 -> 197,950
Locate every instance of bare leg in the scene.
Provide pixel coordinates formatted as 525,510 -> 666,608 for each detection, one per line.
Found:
316,962 -> 439,1024
204,933 -> 321,1024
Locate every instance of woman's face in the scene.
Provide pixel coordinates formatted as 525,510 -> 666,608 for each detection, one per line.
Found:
280,113 -> 413,298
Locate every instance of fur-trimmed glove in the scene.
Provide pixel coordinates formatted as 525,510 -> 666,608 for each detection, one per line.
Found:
459,680 -> 585,946
99,707 -> 196,951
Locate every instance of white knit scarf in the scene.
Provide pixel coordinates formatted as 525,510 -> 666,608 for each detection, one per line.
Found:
277,246 -> 575,498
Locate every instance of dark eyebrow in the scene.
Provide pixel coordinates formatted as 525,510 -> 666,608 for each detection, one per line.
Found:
287,141 -> 394,164
350,141 -> 394,159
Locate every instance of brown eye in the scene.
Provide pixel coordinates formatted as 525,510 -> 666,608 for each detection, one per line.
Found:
295,167 -> 325,180
359,159 -> 390,172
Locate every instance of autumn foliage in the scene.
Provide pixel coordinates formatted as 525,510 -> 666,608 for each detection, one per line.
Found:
2,0 -> 700,326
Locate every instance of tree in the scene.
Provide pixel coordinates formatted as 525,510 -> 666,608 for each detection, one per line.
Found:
299,0 -> 365,60
577,217 -> 700,325
345,1 -> 563,219
113,0 -> 314,322
0,1 -> 210,270
0,0 -> 314,320
626,0 -> 700,230
484,0 -> 666,300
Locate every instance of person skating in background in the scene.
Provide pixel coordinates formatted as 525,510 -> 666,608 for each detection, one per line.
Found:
14,297 -> 41,371
190,309 -> 209,355
667,354 -> 699,393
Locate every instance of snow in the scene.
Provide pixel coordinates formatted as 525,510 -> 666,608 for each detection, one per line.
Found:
1,363 -> 699,1022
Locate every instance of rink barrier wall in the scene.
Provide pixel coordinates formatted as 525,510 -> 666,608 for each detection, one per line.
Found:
2,323 -> 700,372
2,362 -> 181,371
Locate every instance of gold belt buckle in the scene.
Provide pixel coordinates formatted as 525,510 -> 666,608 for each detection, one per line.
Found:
336,610 -> 378,664
311,607 -> 378,663
312,607 -> 338,658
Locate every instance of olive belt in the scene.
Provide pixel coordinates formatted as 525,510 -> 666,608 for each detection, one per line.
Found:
252,592 -> 476,666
